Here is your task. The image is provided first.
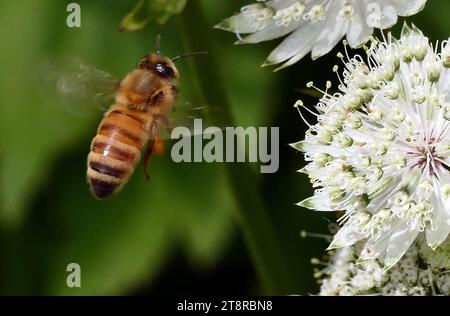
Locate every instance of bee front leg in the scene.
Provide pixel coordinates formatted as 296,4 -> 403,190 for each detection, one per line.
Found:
154,114 -> 173,135
146,91 -> 164,108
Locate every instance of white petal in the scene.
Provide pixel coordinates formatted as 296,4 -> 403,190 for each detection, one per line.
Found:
265,20 -> 325,66
215,1 -> 302,36
384,223 -> 419,269
346,2 -> 373,48
425,176 -> 450,249
274,49 -> 311,70
311,11 -> 350,59
239,19 -> 305,44
297,193 -> 334,212
359,241 -> 383,262
328,223 -> 365,249
289,140 -> 343,156
378,5 -> 398,29
267,0 -> 300,11
215,4 -> 266,34
364,0 -> 427,29
358,223 -> 398,262
382,0 -> 428,16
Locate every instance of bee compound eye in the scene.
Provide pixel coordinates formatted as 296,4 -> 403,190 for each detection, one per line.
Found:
155,63 -> 175,78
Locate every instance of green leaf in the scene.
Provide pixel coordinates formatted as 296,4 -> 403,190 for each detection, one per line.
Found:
119,0 -> 187,32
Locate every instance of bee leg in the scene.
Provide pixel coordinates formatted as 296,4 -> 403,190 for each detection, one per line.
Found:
143,134 -> 165,181
143,143 -> 153,181
127,92 -> 146,105
154,114 -> 173,134
146,91 -> 164,107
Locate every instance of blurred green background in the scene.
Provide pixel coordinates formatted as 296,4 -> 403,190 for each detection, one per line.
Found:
0,0 -> 446,295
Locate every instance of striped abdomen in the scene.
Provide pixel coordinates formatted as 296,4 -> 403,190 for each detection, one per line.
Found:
87,104 -> 153,199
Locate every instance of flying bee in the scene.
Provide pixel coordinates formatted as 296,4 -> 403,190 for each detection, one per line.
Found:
80,37 -> 207,198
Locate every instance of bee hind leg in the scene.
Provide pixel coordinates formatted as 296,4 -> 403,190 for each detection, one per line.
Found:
143,135 -> 165,181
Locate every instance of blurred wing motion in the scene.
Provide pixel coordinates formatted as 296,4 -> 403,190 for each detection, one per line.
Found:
160,101 -> 227,139
40,58 -> 119,116
40,58 -> 226,137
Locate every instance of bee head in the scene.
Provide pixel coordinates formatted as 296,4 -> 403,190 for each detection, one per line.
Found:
136,36 -> 206,80
138,54 -> 179,80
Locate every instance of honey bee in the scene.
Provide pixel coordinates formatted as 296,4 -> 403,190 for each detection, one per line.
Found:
85,38 -> 206,199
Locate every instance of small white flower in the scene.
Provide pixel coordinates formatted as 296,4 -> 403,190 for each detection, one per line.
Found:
215,0 -> 427,69
317,242 -> 450,296
293,24 -> 450,268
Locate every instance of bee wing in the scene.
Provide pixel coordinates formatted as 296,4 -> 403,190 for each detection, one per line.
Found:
157,102 -> 227,139
40,58 -> 119,116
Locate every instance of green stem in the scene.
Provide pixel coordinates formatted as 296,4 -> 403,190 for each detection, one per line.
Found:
178,0 -> 296,295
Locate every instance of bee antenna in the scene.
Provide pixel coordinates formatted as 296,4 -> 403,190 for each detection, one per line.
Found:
156,35 -> 162,55
171,51 -> 208,62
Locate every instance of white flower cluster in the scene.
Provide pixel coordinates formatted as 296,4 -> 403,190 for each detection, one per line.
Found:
292,24 -> 450,269
216,0 -> 427,69
317,241 -> 450,296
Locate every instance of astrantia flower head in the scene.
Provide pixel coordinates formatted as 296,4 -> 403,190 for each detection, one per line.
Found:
216,0 -> 427,69
317,242 -> 450,296
292,23 -> 450,269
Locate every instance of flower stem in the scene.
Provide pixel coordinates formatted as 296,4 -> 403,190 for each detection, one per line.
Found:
177,0 -> 297,294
